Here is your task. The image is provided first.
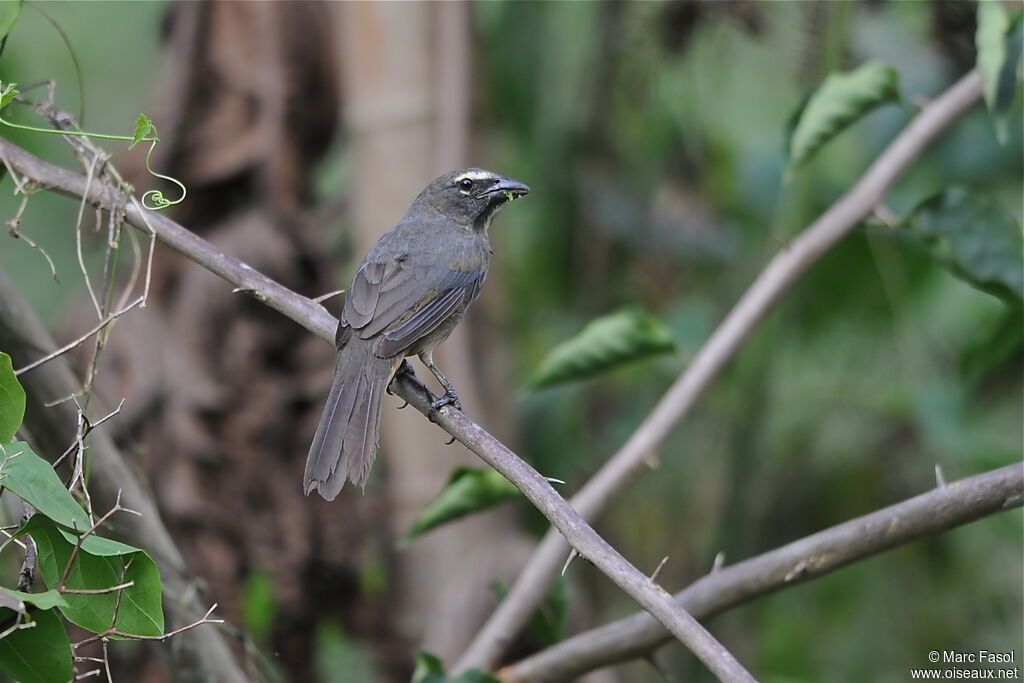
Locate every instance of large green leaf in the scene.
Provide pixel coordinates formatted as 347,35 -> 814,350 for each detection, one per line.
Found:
0,352 -> 25,443
0,607 -> 72,683
0,441 -> 90,530
402,467 -> 522,544
19,515 -> 164,636
976,0 -> 1023,143
899,188 -> 1023,305
785,60 -> 900,174
526,309 -> 677,390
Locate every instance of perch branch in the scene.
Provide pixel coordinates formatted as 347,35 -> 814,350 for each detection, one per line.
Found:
456,68 -> 986,672
499,462 -> 1023,682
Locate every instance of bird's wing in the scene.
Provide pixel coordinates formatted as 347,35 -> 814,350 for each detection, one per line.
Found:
342,252 -> 484,357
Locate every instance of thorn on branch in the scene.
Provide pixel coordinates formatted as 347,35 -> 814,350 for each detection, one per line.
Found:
934,464 -> 947,489
312,289 -> 345,304
712,552 -> 726,574
561,548 -> 579,577
649,556 -> 669,583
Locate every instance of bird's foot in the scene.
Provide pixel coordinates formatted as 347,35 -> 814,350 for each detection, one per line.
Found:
427,389 -> 462,421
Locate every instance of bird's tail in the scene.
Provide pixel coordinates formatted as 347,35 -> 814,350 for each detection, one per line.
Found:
304,342 -> 394,500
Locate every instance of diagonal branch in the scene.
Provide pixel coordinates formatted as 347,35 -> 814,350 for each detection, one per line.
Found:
0,136 -> 753,679
499,462 -> 1024,682
456,68 -> 987,672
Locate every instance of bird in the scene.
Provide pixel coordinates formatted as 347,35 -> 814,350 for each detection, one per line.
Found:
304,168 -> 530,500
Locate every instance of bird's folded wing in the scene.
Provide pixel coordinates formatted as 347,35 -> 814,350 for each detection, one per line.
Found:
343,255 -> 484,357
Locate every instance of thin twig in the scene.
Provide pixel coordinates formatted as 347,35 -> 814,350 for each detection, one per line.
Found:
14,297 -> 143,376
72,603 -> 223,648
6,192 -> 60,282
59,491 -> 126,590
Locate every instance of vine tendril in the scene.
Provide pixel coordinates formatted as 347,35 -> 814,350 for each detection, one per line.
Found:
0,83 -> 186,211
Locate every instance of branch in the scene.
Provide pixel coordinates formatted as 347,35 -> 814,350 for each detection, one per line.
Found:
500,462 -> 1024,682
456,68 -> 986,671
0,137 -> 755,679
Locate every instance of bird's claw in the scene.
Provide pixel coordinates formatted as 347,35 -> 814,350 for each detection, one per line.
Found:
427,390 -> 462,421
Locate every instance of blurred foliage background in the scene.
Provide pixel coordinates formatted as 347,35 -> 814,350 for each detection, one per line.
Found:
0,1 -> 1020,682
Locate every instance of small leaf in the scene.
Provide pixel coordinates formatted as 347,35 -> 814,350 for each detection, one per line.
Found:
0,81 -> 18,111
785,60 -> 900,173
0,442 -> 90,530
0,607 -> 73,683
526,309 -> 677,390
19,515 -> 164,636
898,188 -> 1023,305
960,305 -> 1023,388
0,352 -> 25,442
402,468 -> 521,543
130,113 -> 154,149
0,0 -> 20,46
976,1 -> 1023,143
0,587 -> 68,611
491,576 -> 570,647
451,671 -> 503,683
240,569 -> 277,642
411,651 -> 447,683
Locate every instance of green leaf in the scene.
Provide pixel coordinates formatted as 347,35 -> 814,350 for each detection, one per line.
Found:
241,569 -> 277,642
491,575 -> 569,647
0,352 -> 25,442
130,113 -> 154,149
402,468 -> 521,544
0,0 -> 21,44
0,81 -> 18,111
1,442 -> 90,530
526,308 -> 677,390
785,60 -> 900,174
19,515 -> 164,636
899,188 -> 1023,305
411,651 -> 446,683
409,652 -> 500,683
960,305 -> 1023,388
451,672 -> 502,683
0,607 -> 73,683
976,1 -> 1023,143
0,587 -> 68,612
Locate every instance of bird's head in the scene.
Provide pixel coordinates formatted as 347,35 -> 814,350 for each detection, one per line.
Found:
414,168 -> 530,232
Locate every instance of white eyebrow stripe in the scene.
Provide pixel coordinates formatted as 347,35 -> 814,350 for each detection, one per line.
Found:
454,170 -> 494,183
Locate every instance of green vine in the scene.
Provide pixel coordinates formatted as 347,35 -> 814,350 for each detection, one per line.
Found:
0,82 -> 186,210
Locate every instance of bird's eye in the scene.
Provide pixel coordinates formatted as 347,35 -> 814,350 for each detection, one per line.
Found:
458,177 -> 474,192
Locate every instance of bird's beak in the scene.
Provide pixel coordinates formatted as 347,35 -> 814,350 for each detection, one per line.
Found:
478,176 -> 530,201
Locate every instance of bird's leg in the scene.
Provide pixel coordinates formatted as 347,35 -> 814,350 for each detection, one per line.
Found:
388,359 -> 417,408
419,350 -> 462,419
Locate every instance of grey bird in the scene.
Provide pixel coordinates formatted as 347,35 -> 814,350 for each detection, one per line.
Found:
304,168 -> 530,500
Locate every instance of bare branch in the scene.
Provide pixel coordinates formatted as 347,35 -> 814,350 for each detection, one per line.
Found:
457,68 -> 986,672
500,463 -> 1023,682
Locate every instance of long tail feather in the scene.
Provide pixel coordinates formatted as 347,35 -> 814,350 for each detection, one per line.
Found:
304,343 -> 392,500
